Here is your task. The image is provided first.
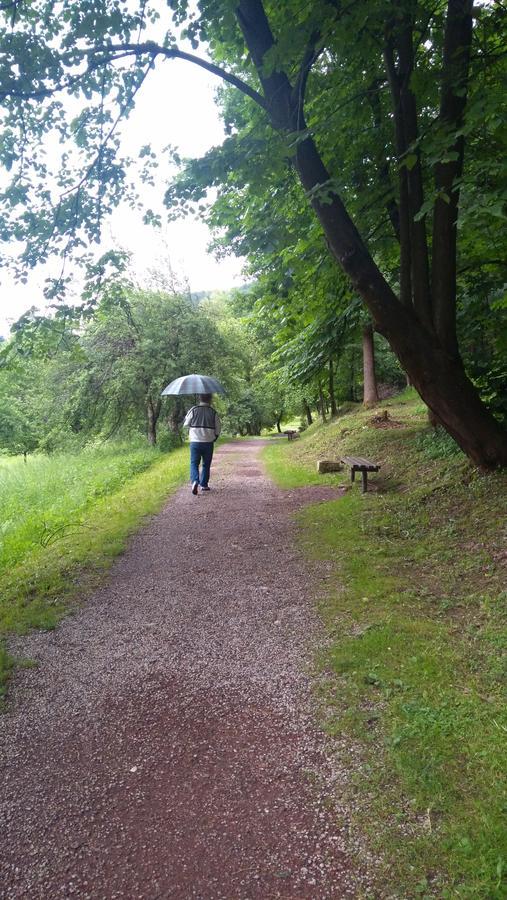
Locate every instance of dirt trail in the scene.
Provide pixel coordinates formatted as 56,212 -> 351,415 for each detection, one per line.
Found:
1,441 -> 368,899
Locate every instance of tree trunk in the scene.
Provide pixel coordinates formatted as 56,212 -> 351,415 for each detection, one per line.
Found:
362,324 -> 380,408
328,359 -> 338,416
384,23 -> 432,327
302,398 -> 313,426
168,397 -> 184,432
276,410 -> 283,433
431,0 -> 473,358
147,396 -> 161,446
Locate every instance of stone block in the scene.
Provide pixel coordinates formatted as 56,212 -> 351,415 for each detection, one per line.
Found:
317,460 -> 343,474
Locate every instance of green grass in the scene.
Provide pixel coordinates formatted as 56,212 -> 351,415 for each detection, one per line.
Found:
263,441 -> 338,487
263,389 -> 507,899
1,444 -> 167,573
0,443 -> 188,700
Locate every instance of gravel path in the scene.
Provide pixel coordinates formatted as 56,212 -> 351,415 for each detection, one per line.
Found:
1,441 -> 369,899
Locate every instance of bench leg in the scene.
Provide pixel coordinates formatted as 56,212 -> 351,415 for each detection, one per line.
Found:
362,470 -> 368,493
351,468 -> 355,482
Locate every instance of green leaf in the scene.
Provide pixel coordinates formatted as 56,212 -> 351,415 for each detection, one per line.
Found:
402,153 -> 418,171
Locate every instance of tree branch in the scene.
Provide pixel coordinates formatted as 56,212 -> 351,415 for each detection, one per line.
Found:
292,31 -> 322,128
367,78 -> 400,243
235,0 -> 294,128
432,0 -> 474,356
0,41 -> 267,110
384,16 -> 433,326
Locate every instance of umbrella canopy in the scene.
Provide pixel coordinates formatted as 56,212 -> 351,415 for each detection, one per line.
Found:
161,373 -> 226,396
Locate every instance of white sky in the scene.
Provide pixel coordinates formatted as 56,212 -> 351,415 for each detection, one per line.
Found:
0,53 -> 246,337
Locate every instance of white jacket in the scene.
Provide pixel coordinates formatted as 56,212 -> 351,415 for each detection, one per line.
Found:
183,403 -> 221,443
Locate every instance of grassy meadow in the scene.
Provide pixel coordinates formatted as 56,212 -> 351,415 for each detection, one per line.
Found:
264,389 -> 507,899
0,442 -> 188,698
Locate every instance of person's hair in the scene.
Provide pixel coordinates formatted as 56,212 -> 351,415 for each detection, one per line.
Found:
199,393 -> 212,403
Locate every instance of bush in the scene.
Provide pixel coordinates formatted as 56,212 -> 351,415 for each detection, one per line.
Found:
157,427 -> 184,452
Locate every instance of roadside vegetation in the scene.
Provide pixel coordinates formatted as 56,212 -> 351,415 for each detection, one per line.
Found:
0,443 -> 188,700
264,389 -> 507,899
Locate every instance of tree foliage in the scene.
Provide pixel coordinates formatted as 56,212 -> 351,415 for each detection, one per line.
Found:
0,284 -> 308,453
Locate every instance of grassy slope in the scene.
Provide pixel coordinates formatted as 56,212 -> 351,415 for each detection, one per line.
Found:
0,445 -> 188,700
264,389 -> 506,899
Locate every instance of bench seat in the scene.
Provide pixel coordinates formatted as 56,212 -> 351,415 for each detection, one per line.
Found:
340,455 -> 380,492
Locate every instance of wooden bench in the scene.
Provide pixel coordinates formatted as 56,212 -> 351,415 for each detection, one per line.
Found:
283,429 -> 299,441
340,455 -> 380,493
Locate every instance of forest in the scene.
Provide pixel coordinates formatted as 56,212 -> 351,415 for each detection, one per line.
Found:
0,272 -> 407,455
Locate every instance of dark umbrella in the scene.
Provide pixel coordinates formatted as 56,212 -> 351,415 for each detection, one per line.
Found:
161,373 -> 226,396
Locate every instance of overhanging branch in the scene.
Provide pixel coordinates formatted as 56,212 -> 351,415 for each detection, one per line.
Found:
0,40 -> 267,110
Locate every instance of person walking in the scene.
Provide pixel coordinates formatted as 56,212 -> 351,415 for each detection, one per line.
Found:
183,394 -> 221,494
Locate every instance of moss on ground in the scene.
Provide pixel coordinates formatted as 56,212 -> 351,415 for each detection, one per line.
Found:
264,389 -> 507,899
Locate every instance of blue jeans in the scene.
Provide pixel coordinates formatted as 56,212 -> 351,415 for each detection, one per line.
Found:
190,441 -> 214,487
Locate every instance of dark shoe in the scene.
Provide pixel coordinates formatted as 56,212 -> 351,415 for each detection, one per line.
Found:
200,485 -> 211,492
192,481 -> 198,495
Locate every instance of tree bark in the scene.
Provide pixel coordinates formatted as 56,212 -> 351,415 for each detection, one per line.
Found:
431,0 -> 473,357
147,396 -> 161,445
383,41 -> 413,308
396,20 -> 433,330
362,323 -> 380,407
234,0 -> 507,468
168,397 -> 184,432
276,409 -> 283,433
302,398 -> 313,426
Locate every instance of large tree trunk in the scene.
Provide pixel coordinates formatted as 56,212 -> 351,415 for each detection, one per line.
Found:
362,324 -> 379,408
302,398 -> 313,425
235,0 -> 507,468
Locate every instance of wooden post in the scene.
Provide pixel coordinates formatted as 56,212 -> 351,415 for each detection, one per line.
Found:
362,469 -> 368,493
351,468 -> 356,482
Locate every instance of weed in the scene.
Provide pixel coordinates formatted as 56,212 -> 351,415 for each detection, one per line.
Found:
415,427 -> 464,461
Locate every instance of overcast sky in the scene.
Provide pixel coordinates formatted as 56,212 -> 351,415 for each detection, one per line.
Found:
0,51 -> 245,337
